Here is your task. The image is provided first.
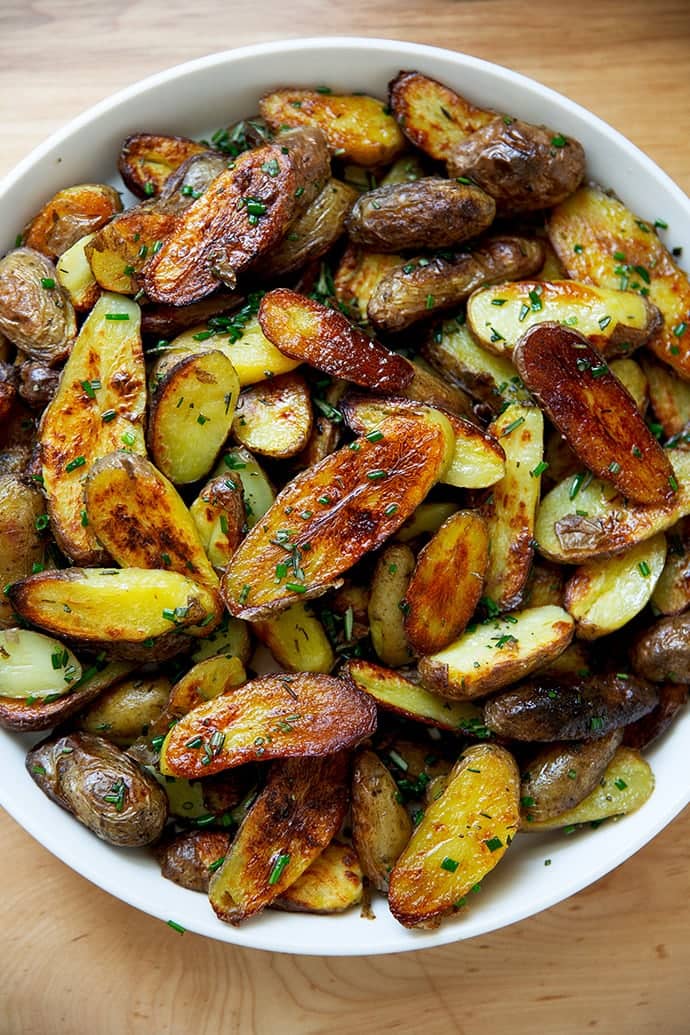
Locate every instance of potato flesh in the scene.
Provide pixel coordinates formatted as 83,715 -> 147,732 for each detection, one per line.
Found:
232,372 -> 313,458
190,615 -> 252,666
56,232 -> 100,311
651,522 -> 690,615
190,475 -> 245,572
252,602 -> 334,674
86,205 -> 179,295
0,474 -> 45,629
608,358 -> 648,412
388,744 -> 520,928
352,749 -> 413,893
368,543 -> 415,667
0,660 -> 135,733
334,246 -> 405,323
274,842 -> 363,913
388,71 -> 494,162
118,133 -> 207,198
394,502 -> 459,542
0,629 -> 81,699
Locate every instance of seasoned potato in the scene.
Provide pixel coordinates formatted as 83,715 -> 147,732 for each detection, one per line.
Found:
85,203 -> 179,294
55,232 -> 100,311
419,605 -> 574,699
351,749 -> 412,893
17,360 -> 59,409
467,280 -> 661,358
40,292 -> 146,565
403,360 -> 476,421
140,292 -> 242,339
520,730 -> 623,823
548,186 -> 690,379
639,354 -> 690,437
252,602 -> 334,674
190,614 -> 252,667
259,289 -> 413,393
118,133 -> 208,198
190,475 -> 245,572
533,640 -> 593,680
368,237 -> 544,333
405,511 -> 489,654
524,747 -> 654,830
608,358 -> 648,412
0,474 -> 45,628
0,248 -> 76,364
388,71 -> 494,162
212,445 -> 275,529
394,501 -> 459,542
259,89 -> 405,166
23,183 -> 121,261
388,744 -> 520,929
232,372 -> 312,458
346,178 -> 495,252
28,732 -> 167,846
151,657 -> 247,742
482,403 -> 544,611
274,842 -> 363,913
209,753 -> 349,924
522,561 -> 564,610
379,153 -> 426,186
77,675 -> 170,746
564,534 -> 666,639
148,349 -> 240,485
157,829 -> 231,893
222,411 -> 454,620
334,246 -> 405,323
631,612 -> 690,683
514,323 -> 674,505
368,543 -> 415,667
484,672 -> 658,741
623,682 -> 687,751
0,628 -> 80,699
0,660 -> 134,733
346,659 -> 484,732
651,520 -> 690,615
144,129 -> 329,302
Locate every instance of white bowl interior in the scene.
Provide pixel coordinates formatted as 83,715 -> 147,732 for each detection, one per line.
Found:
1,37 -> 689,956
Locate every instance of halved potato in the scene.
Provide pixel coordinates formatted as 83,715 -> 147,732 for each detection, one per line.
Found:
388,71 -> 494,162
522,561 -> 564,610
140,292 -> 242,339
56,232 -> 100,311
190,614 -> 252,666
0,248 -> 77,364
0,629 -> 80,699
467,280 -> 660,357
259,89 -> 405,166
189,475 -> 245,573
161,656 -> 247,725
520,730 -> 623,824
118,133 -> 208,198
40,292 -> 146,564
651,520 -> 690,615
157,829 -> 232,893
334,246 -> 405,323
23,183 -> 122,260
419,605 -> 574,699
273,842 -> 363,913
212,446 -> 275,529
388,743 -> 520,929
77,675 -> 171,746
368,543 -> 415,667
630,612 -> 690,684
639,353 -> 690,437
85,204 -> 179,295
564,533 -> 666,639
0,473 -> 45,628
608,358 -> 648,412
252,602 -> 335,673
404,511 -> 489,654
232,372 -> 312,458
351,749 -> 412,893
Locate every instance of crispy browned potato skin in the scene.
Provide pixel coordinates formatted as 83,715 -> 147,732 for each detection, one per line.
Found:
623,682 -> 687,750
514,322 -> 674,505
143,128 -> 329,303
631,613 -> 690,683
0,661 -> 135,732
23,184 -> 123,259
351,749 -> 412,892
346,178 -> 495,252
140,293 -> 243,338
368,236 -> 544,333
17,361 -> 60,409
0,249 -> 76,365
208,753 -> 349,924
447,118 -> 585,214
232,372 -> 313,459
160,673 -> 376,778
118,133 -> 208,198
520,729 -> 623,823
259,289 -> 413,393
86,204 -> 180,294
388,71 -> 495,162
190,474 -> 246,571
156,830 -> 231,892
403,362 -> 476,420
27,732 -> 168,847
484,673 -> 658,741
273,841 -> 363,913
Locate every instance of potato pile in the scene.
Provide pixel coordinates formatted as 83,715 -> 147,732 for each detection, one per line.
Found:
0,70 -> 688,931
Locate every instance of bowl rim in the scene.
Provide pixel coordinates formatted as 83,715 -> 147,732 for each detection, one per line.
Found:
1,35 -> 689,956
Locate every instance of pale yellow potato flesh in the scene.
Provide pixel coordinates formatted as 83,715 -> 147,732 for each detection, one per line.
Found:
252,602 -> 334,673
0,629 -> 81,699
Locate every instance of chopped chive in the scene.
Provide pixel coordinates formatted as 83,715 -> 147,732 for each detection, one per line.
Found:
366,469 -> 388,480
484,837 -> 503,852
530,460 -> 548,478
268,853 -> 291,885
440,857 -> 459,872
598,315 -> 611,330
41,277 -> 55,289
121,431 -> 136,447
669,474 -> 679,493
285,583 -> 307,593
366,430 -> 384,443
105,313 -> 130,321
518,302 -> 530,322
65,456 -> 86,473
614,778 -> 628,790
638,560 -> 651,576
591,716 -> 604,731
608,461 -> 621,475
80,509 -> 89,528
166,920 -> 185,934
551,134 -> 567,147
101,409 -> 116,423
388,749 -> 408,770
491,298 -> 507,306
500,416 -> 525,438
673,322 -> 687,337
385,503 -> 398,516
573,244 -> 584,254
238,584 -> 251,604
590,363 -> 608,379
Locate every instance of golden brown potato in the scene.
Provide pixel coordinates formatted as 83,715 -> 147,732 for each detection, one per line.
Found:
23,184 -> 122,260
0,248 -> 76,364
394,501 -> 459,542
368,543 -> 415,667
514,322 -> 674,506
258,289 -> 413,393
0,660 -> 135,733
520,730 -> 623,824
212,445 -> 275,529
548,186 -> 690,379
608,358 -> 648,413
221,410 -> 454,620
0,473 -> 45,628
55,232 -> 100,311
157,829 -> 231,892
118,133 -> 208,198
388,744 -> 520,929
85,203 -> 177,295
190,475 -> 245,573
388,71 -> 494,162
209,753 -> 349,924
251,602 -> 334,674
651,520 -> 690,615
639,354 -> 690,437
351,749 -> 412,893
40,293 -> 146,564
522,561 -> 564,609
77,675 -> 171,746
232,372 -> 313,458
273,842 -> 363,913
346,178 -> 495,252
154,656 -> 247,736
259,89 -> 405,166
623,682 -> 687,751
368,236 -> 544,333
27,731 -> 168,846
404,511 -> 488,655
631,612 -> 690,683
189,613 -> 252,667
334,245 -> 405,323
156,150 -> 230,214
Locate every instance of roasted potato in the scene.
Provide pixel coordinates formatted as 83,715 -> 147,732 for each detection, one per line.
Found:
623,682 -> 687,751
157,829 -> 231,892
334,245 -> 405,323
651,520 -> 690,615
76,675 -> 171,746
368,543 -> 415,667
17,360 -> 60,409
0,473 -> 45,628
140,292 -> 242,339
85,203 -> 179,294
520,729 -> 623,824
0,248 -> 76,364
189,475 -> 245,573
403,360 -> 476,421
388,71 -> 494,161
118,133 -> 208,198
631,612 -> 690,683
23,184 -> 121,260
27,732 -> 168,847
232,372 -> 313,458
190,614 -> 252,667
640,354 -> 690,438
394,501 -> 459,542
55,232 -> 100,311
352,749 -> 413,893
0,628 -> 80,700
608,358 -> 648,413
251,602 -> 334,674
273,841 -> 363,913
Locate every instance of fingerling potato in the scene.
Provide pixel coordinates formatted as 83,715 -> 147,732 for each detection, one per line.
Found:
368,543 -> 415,667
118,133 -> 208,198
631,611 -> 690,683
55,233 -> 100,311
352,749 -> 412,893
273,841 -> 363,913
232,372 -> 313,458
623,682 -> 687,751
157,829 -> 231,892
520,729 -> 623,824
190,475 -> 245,572
0,248 -> 76,364
251,601 -> 334,674
388,71 -> 494,161
77,675 -> 171,746
23,183 -> 122,260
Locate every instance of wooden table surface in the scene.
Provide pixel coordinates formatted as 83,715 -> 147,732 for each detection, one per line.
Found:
1,2 -> 690,1032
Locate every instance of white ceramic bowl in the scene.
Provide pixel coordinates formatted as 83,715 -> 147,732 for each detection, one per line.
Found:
1,37 -> 689,956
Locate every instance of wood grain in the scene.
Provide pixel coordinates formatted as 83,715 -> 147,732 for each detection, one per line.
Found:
1,1 -> 690,1033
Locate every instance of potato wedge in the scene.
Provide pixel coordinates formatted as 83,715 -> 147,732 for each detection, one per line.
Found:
548,186 -> 690,379
259,89 -> 405,166
23,184 -> 122,260
190,475 -> 245,572
388,71 -> 494,162
55,232 -> 100,311
368,237 -> 545,334
222,410 -> 454,620
484,672 -> 658,741
232,372 -> 312,458
252,602 -> 334,674
0,473 -> 45,629
258,289 -> 413,393
404,511 -> 489,654
482,403 -> 544,611
623,682 -> 687,751
334,246 -> 405,323
157,829 -> 231,893
514,322 -> 674,506
352,749 -> 412,893
273,842 -> 363,913
118,133 -> 208,198
85,204 -> 179,295
368,543 -> 415,667
160,656 -> 247,726
564,534 -> 666,639
467,280 -> 660,358
651,520 -> 690,615
0,629 -> 80,700
0,248 -> 76,365
524,747 -> 654,830
148,349 -> 240,485
631,612 -> 690,683
639,353 -> 690,437
40,292 -> 146,564
209,753 -> 349,924
346,660 -> 484,732
534,450 -> 690,564
190,614 -> 252,667
144,129 -> 329,302
212,445 -> 274,529
77,675 -> 170,746
520,730 -> 623,824
388,743 -> 520,929
140,292 -> 242,339
419,605 -> 574,700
